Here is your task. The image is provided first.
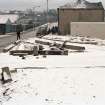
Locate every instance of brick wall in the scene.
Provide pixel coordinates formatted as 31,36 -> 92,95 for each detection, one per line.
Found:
58,8 -> 104,35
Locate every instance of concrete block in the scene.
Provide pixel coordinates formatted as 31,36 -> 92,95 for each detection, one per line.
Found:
33,46 -> 39,56
1,67 -> 12,84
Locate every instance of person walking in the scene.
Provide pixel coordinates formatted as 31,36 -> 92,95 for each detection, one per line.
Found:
17,31 -> 21,40
16,24 -> 23,40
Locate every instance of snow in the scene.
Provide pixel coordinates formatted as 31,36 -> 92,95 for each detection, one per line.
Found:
11,41 -> 35,51
41,22 -> 58,29
0,36 -> 105,105
43,35 -> 105,45
0,15 -> 19,24
0,35 -> 11,38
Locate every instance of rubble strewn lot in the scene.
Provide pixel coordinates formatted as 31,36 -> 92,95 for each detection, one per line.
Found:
0,35 -> 105,105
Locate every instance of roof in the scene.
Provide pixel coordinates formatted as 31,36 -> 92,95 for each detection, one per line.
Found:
0,14 -> 19,24
0,18 -> 11,24
60,0 -> 104,9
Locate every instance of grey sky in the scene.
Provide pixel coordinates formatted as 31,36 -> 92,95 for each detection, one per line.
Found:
0,0 -> 104,11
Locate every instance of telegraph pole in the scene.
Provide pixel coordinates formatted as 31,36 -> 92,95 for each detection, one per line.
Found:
32,5 -> 40,31
47,0 -> 49,24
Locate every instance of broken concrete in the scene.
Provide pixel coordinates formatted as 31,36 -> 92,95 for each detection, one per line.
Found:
9,41 -> 36,56
1,67 -> 12,84
35,38 -> 85,51
64,42 -> 85,51
33,46 -> 39,56
10,69 -> 17,73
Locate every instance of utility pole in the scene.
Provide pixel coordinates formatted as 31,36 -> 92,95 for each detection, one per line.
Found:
46,0 -> 49,31
23,13 -> 26,35
32,6 -> 40,32
47,0 -> 49,24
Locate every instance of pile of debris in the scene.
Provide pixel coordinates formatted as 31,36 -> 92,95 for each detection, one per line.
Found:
43,35 -> 98,45
3,37 -> 85,58
35,38 -> 85,51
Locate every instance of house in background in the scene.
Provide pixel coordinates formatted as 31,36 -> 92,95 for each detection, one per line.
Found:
0,14 -> 19,34
58,0 -> 104,35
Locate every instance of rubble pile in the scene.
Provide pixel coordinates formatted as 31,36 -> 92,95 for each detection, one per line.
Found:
43,35 -> 99,45
2,35 -> 87,58
35,38 -> 85,51
9,41 -> 35,56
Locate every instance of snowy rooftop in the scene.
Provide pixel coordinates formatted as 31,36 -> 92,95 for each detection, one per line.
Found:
60,0 -> 103,9
0,14 -> 19,24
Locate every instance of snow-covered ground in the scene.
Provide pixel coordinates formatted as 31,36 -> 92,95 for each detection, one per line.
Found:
0,36 -> 105,105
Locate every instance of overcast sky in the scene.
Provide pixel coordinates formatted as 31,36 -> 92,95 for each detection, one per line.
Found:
0,0 -> 104,11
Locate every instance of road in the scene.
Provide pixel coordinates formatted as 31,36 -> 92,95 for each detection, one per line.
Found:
0,31 -> 36,53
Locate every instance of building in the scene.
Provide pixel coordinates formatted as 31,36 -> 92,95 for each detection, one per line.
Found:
58,0 -> 104,35
0,14 -> 19,34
